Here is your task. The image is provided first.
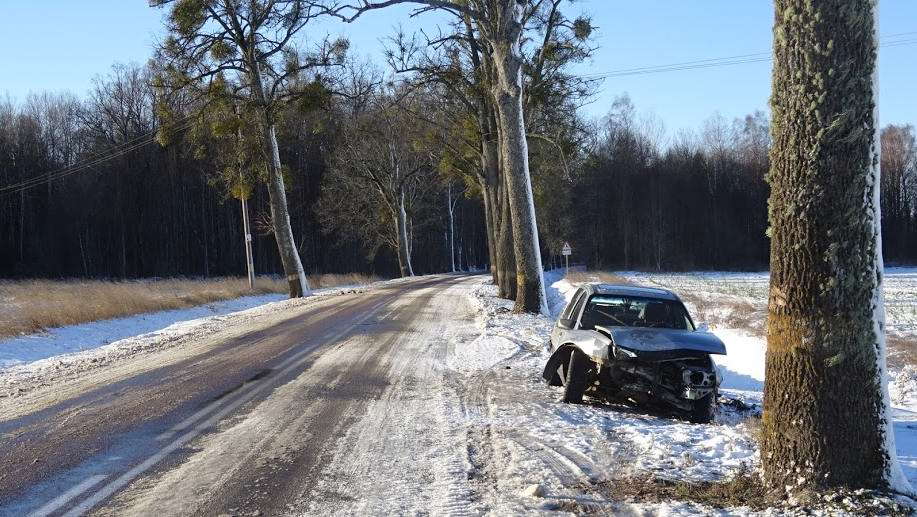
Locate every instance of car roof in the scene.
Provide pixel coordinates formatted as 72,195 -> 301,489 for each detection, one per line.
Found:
585,283 -> 680,301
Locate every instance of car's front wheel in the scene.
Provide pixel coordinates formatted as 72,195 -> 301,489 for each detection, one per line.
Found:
688,392 -> 717,423
562,349 -> 589,404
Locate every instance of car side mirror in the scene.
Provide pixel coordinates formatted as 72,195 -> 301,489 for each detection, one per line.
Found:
696,323 -> 710,332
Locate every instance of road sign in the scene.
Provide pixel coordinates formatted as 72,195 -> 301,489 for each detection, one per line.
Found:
562,242 -> 572,274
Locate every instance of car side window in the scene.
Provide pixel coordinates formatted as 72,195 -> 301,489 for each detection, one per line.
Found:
569,291 -> 589,326
560,289 -> 585,325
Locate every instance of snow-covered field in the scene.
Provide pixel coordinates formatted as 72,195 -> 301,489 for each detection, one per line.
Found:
0,294 -> 286,369
613,269 -> 917,491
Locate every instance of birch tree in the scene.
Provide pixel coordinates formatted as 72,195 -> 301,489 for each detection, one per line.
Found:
152,0 -> 346,297
320,92 -> 437,277
763,0 -> 910,493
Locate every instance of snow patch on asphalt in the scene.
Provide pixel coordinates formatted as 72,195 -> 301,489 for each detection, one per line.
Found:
448,332 -> 520,373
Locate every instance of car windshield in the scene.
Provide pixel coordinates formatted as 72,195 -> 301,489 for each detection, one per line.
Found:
579,295 -> 693,330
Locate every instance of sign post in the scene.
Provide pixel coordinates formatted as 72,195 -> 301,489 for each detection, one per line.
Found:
562,242 -> 572,274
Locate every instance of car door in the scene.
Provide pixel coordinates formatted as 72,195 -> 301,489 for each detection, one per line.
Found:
551,288 -> 587,351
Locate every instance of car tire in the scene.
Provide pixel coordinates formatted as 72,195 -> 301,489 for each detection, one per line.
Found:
562,349 -> 589,404
688,392 -> 717,424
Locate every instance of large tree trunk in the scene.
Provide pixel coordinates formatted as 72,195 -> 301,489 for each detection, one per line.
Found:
496,172 -> 516,300
260,120 -> 310,297
481,183 -> 498,281
395,190 -> 414,277
763,0 -> 907,493
491,41 -> 547,314
481,137 -> 500,284
249,62 -> 310,298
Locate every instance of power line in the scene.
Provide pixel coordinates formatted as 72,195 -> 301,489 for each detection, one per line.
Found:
0,119 -> 194,196
4,31 -> 916,195
585,31 -> 917,80
1,116 -> 195,192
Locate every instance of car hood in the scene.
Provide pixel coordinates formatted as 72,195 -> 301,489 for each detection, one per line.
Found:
602,327 -> 727,356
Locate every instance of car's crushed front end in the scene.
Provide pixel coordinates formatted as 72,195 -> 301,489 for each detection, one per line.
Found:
544,283 -> 728,423
544,324 -> 727,422
601,326 -> 726,416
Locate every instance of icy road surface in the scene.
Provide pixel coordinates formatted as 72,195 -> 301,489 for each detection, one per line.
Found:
2,274 -> 659,516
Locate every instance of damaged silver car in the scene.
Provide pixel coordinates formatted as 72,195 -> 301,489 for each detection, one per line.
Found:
542,283 -> 726,423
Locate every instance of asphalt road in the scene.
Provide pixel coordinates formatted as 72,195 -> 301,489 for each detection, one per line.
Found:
0,274 -> 476,516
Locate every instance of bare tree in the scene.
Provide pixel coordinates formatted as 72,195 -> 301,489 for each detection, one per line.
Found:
342,0 -> 592,313
320,90 -> 437,277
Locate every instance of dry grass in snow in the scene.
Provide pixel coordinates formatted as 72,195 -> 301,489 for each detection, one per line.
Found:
0,273 -> 379,339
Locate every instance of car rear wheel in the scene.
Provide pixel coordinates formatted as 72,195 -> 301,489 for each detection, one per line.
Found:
562,349 -> 589,404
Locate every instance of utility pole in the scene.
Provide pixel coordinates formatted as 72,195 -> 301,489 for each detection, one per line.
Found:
562,241 -> 572,275
236,105 -> 255,289
240,171 -> 255,289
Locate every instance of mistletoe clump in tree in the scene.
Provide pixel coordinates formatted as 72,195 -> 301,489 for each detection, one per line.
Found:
341,0 -> 592,314
152,0 -> 346,297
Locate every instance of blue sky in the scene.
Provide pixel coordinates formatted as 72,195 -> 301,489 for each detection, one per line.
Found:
1,1 -> 915,133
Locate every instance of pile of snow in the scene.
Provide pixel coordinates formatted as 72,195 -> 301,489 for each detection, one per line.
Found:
447,331 -> 520,374
711,329 -> 766,392
544,268 -> 578,317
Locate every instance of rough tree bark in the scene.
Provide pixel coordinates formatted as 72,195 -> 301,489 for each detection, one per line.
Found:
763,0 -> 908,493
491,48 -> 545,312
488,2 -> 547,314
496,170 -> 517,299
482,182 -> 498,281
481,122 -> 501,285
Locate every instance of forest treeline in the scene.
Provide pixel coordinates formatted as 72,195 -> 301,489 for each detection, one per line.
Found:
1,72 -> 915,278
1,0 -> 915,284
0,65 -> 487,279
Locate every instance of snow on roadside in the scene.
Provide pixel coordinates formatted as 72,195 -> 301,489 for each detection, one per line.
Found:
710,329 -> 765,392
447,331 -> 520,374
544,268 -> 578,317
0,294 -> 286,368
0,283 -> 375,398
